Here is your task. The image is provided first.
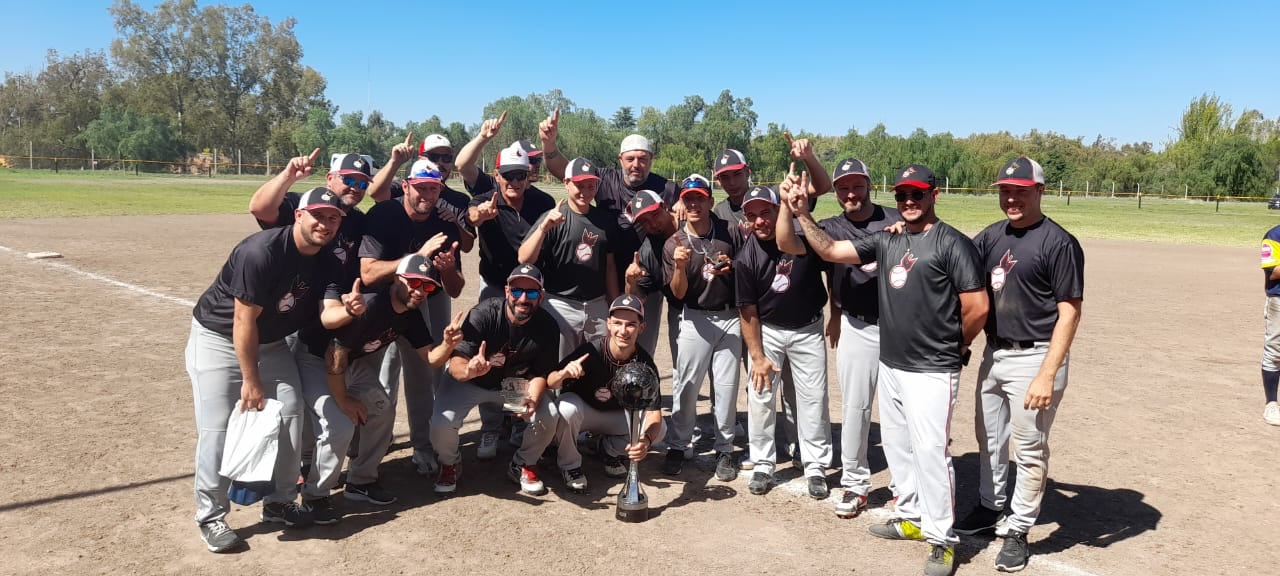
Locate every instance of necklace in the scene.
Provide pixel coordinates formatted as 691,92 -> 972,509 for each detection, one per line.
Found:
683,222 -> 720,265
603,339 -> 635,367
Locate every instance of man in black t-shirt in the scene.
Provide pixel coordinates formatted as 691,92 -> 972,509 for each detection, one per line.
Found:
786,164 -> 988,576
622,189 -> 678,356
185,188 -> 346,552
519,156 -> 621,359
953,156 -> 1084,573
428,264 -> 561,495
737,183 -> 833,499
292,255 -> 463,523
525,295 -> 666,493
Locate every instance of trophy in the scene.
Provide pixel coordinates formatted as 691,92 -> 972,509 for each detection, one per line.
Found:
609,362 -> 660,523
500,377 -> 531,415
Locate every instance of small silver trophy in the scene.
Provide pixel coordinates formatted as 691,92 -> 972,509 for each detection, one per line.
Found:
500,377 -> 531,415
609,362 -> 660,523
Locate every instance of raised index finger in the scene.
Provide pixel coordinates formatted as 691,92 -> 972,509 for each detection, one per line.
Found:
307,147 -> 321,163
575,353 -> 590,364
496,110 -> 507,125
784,131 -> 794,145
404,131 -> 414,146
552,108 -> 560,122
352,277 -> 363,294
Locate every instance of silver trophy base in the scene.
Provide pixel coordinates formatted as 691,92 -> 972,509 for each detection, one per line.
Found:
615,493 -> 649,523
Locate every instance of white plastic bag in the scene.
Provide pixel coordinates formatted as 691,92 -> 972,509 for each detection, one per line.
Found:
219,399 -> 282,482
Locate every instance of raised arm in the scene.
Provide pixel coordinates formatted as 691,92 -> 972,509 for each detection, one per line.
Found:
456,112 -> 506,187
775,163 -> 808,256
785,132 -> 832,197
369,133 -> 415,203
784,180 -> 863,264
518,202 -> 565,264
538,109 -> 567,180
250,148 -> 319,225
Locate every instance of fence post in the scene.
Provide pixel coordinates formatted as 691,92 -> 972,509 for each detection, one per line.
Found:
1085,180 -> 1089,197
1138,183 -> 1142,209
134,161 -> 139,176
1111,181 -> 1115,198
53,157 -> 58,173
1059,180 -> 1063,198
266,150 -> 271,176
237,149 -> 242,175
91,149 -> 95,171
28,141 -> 33,170
1185,184 -> 1188,199
1216,196 -> 1221,213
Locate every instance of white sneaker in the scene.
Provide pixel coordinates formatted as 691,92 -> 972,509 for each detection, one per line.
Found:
1265,402 -> 1280,426
477,432 -> 500,460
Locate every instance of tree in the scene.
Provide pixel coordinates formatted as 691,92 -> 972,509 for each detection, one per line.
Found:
611,106 -> 636,131
109,0 -> 204,137
84,107 -> 186,165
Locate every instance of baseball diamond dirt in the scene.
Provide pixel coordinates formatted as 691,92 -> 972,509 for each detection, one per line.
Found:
0,213 -> 1275,575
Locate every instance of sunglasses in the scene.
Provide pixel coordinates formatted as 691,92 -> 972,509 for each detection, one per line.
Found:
894,189 -> 928,202
342,176 -> 370,190
405,277 -> 439,294
681,177 -> 711,191
509,287 -> 541,299
502,170 -> 529,182
529,157 -> 543,166
426,153 -> 454,164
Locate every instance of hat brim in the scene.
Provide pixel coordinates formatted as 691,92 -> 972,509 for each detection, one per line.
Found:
742,196 -> 778,208
834,172 -> 870,183
627,202 -> 663,222
498,166 -> 531,175
893,180 -> 933,190
301,204 -> 345,215
405,177 -> 442,185
713,163 -> 747,177
609,304 -> 645,318
679,188 -> 711,199
993,178 -> 1041,187
335,170 -> 370,178
567,173 -> 600,182
506,273 -> 543,288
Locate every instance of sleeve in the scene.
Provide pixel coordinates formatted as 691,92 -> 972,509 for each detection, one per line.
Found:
945,232 -> 986,292
1263,228 -> 1280,269
469,191 -> 495,208
734,249 -> 759,307
1049,237 -> 1086,302
852,233 -> 881,264
323,279 -> 345,301
635,240 -> 661,294
450,305 -> 488,360
531,318 -> 562,377
359,206 -> 394,260
467,172 -> 496,196
256,193 -> 299,230
228,243 -> 274,307
660,181 -> 680,207
400,310 -> 435,350
434,196 -> 474,233
799,234 -> 830,272
661,235 -> 677,287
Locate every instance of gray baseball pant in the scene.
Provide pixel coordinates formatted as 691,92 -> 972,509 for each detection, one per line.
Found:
1263,296 -> 1280,371
378,292 -> 448,462
555,392 -> 667,469
295,346 -> 396,498
878,363 -> 960,546
185,318 -> 304,525
544,293 -> 608,360
430,372 -> 557,467
746,318 -> 831,477
837,314 -> 880,495
666,307 -> 742,456
974,343 -> 1069,534
477,279 -> 507,435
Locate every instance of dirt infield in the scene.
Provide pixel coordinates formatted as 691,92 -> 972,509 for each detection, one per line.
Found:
0,214 -> 1275,575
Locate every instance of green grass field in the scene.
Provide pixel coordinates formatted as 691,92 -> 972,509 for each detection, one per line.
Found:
0,169 -> 1274,247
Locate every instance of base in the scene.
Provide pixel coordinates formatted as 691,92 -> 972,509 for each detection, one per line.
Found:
615,494 -> 649,523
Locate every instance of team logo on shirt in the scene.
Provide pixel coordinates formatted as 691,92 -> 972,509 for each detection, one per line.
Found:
363,328 -> 398,353
771,258 -> 794,293
594,387 -> 612,403
276,277 -> 311,312
576,229 -> 599,262
860,262 -> 878,273
990,250 -> 1018,292
888,252 -> 917,289
737,217 -> 752,240
489,352 -> 507,368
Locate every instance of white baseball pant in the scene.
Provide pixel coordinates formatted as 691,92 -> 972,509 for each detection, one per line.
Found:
747,318 -> 831,477
837,313 -> 880,495
878,363 -> 960,546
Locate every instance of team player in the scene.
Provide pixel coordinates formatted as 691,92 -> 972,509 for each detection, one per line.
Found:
185,188 -> 346,552
622,189 -> 679,355
785,165 -> 988,576
953,156 -> 1084,572
430,264 -> 561,494
519,156 -> 621,358
661,175 -> 745,479
294,255 -> 464,523
1261,223 -> 1280,426
816,158 -> 901,518
739,181 -> 833,499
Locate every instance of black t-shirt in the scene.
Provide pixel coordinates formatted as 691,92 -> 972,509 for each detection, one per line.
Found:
530,204 -> 620,300
662,216 -> 744,310
257,192 -> 367,285
711,197 -> 755,244
360,198 -> 467,281
557,338 -> 661,412
819,205 -> 902,323
469,187 -> 557,287
971,217 -> 1084,342
851,221 -> 984,372
299,286 -> 434,360
596,167 -> 680,287
734,232 -> 829,329
633,230 -> 674,300
193,226 -> 337,343
450,297 -> 560,391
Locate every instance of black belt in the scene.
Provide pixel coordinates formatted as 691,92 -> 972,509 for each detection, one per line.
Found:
990,336 -> 1044,351
844,310 -> 878,326
688,304 -> 733,313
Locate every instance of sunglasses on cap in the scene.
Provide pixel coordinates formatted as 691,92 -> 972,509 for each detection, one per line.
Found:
509,287 -> 541,299
405,277 -> 440,294
681,177 -> 711,191
894,189 -> 929,202
502,170 -> 529,182
342,176 -> 370,190
425,152 -> 454,164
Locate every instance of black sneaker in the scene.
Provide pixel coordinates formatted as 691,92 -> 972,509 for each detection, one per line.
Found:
807,476 -> 830,500
662,448 -> 684,476
344,481 -> 397,506
303,496 -> 340,525
199,519 -> 243,553
602,455 -> 628,478
954,505 -> 1003,535
995,531 -> 1029,572
714,452 -> 738,482
261,501 -> 314,528
748,471 -> 772,495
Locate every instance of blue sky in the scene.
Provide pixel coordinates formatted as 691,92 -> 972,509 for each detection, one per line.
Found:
3,0 -> 1276,147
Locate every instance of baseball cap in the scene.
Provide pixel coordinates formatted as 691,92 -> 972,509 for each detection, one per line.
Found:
405,159 -> 443,185
419,134 -> 452,155
507,263 -> 544,288
679,174 -> 712,199
330,153 -> 372,179
297,187 -> 346,215
713,149 -> 748,176
620,134 -> 653,155
514,139 -> 542,158
609,294 -> 645,318
496,143 -> 531,175
894,164 -> 937,190
742,185 -> 779,209
395,254 -> 442,286
994,156 -> 1045,187
564,157 -> 601,182
832,158 -> 871,184
359,154 -> 381,176
625,189 -> 665,222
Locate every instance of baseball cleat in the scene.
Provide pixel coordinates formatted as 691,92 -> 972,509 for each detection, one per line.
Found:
260,501 -> 314,528
748,471 -> 773,495
508,460 -> 546,495
560,467 -> 589,493
199,519 -> 243,553
602,455 -> 628,478
344,482 -> 397,506
807,476 -> 830,500
867,519 -> 925,541
924,544 -> 956,576
714,452 -> 738,482
834,490 -> 867,518
434,464 -> 460,494
303,496 -> 340,525
995,531 -> 1029,572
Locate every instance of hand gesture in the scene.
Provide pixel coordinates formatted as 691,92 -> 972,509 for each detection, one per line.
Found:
239,380 -> 265,412
464,341 -> 493,380
283,148 -> 320,183
517,395 -> 538,421
538,108 -> 560,147
471,195 -> 498,224
336,393 -> 367,425
390,132 -> 415,166
560,353 -> 590,381
1024,374 -> 1055,410
671,198 -> 688,223
707,252 -> 733,276
479,111 -> 507,141
542,199 -> 567,232
442,310 -> 465,349
625,253 -> 648,285
884,221 -> 907,235
341,278 -> 366,317
824,313 -> 840,349
750,356 -> 779,393
433,241 -> 459,271
672,234 -> 692,266
417,232 -> 448,258
785,131 -> 815,161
